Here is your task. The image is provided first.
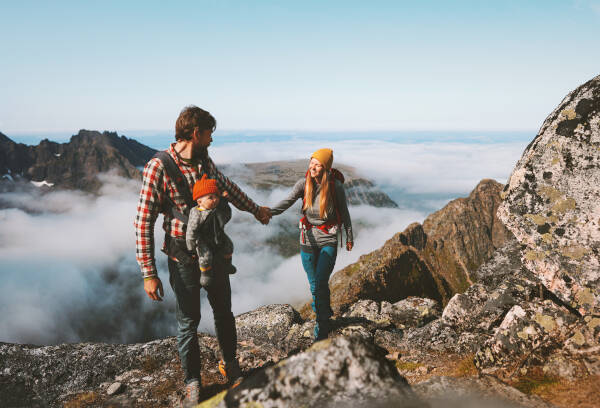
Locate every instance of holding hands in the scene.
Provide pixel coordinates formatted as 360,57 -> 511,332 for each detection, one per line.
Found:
255,206 -> 272,225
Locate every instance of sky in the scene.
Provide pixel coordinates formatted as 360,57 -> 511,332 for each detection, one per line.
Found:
1,0 -> 599,134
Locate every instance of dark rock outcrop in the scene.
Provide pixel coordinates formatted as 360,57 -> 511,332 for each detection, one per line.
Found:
0,130 -> 157,192
498,74 -> 600,317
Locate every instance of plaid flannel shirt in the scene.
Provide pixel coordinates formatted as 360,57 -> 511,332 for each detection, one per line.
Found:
134,144 -> 259,278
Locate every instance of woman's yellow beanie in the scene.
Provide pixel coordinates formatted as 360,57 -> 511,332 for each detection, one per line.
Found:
311,148 -> 333,170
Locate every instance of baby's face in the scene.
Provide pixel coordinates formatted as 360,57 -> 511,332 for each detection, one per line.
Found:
197,193 -> 220,210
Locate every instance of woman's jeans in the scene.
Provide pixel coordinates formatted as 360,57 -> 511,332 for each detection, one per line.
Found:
300,246 -> 338,340
168,258 -> 237,384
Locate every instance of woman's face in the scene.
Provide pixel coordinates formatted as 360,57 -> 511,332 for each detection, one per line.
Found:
309,158 -> 325,180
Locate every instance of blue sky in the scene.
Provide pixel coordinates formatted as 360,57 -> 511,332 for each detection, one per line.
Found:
1,0 -> 599,133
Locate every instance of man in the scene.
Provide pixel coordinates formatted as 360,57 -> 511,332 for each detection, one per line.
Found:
134,106 -> 271,406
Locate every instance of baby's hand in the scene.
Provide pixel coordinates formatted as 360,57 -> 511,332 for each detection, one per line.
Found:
221,191 -> 229,198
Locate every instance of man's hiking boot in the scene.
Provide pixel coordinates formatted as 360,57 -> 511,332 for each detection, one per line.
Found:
218,359 -> 243,387
182,379 -> 200,407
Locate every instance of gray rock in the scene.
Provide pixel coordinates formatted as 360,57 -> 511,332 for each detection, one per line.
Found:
387,297 -> 441,328
474,300 -> 579,374
342,297 -> 441,331
498,74 -> 600,316
106,381 -> 123,396
235,303 -> 302,348
202,335 -> 425,408
413,376 -> 554,408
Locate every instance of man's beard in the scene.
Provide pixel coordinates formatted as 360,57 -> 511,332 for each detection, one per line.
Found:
192,145 -> 208,162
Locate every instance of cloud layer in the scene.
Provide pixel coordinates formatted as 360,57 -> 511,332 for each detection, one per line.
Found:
0,137 -> 528,344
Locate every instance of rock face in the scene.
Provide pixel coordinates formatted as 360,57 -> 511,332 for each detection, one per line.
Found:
200,336 -> 424,408
422,178 -> 514,294
300,179 -> 512,318
0,130 -> 156,191
498,74 -> 600,317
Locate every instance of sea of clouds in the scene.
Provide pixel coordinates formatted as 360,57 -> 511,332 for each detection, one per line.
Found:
0,133 -> 531,345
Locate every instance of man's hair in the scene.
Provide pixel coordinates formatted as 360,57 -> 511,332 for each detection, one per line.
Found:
175,105 -> 217,141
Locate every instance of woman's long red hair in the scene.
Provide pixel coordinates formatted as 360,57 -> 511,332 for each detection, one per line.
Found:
303,169 -> 332,219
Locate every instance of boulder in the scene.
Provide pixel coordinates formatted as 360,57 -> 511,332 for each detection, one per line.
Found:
474,300 -> 580,376
235,304 -> 302,347
498,74 -> 600,316
199,335 -> 425,408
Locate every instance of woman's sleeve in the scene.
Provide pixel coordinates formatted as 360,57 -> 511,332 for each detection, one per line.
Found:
336,181 -> 353,243
270,178 -> 305,216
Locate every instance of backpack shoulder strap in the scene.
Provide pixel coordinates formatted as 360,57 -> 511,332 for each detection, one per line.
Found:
153,151 -> 194,224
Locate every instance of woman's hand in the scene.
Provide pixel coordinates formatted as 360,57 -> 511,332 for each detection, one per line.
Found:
346,241 -> 353,251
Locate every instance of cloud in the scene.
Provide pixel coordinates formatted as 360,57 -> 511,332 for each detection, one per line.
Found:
0,136 -> 528,344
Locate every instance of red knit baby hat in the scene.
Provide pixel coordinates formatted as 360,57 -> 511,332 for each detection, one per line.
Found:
193,174 -> 219,201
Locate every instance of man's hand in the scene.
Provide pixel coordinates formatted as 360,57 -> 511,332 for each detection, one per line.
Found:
346,241 -> 354,251
144,277 -> 164,301
255,206 -> 272,225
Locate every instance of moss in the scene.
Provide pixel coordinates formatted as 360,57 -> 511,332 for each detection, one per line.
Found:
575,287 -> 595,306
150,377 -> 179,400
308,338 -> 332,352
525,214 -> 548,226
141,354 -> 161,373
570,329 -> 586,346
552,197 -> 576,214
395,360 -> 423,371
197,390 -> 227,408
452,354 -> 477,377
525,250 -> 545,261
587,317 -> 600,330
538,186 -> 563,202
562,245 -> 589,260
63,392 -> 100,408
560,108 -> 577,120
512,371 -> 560,396
534,313 -> 557,332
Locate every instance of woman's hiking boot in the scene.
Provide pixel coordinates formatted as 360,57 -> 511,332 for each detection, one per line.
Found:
182,379 -> 200,407
218,359 -> 243,387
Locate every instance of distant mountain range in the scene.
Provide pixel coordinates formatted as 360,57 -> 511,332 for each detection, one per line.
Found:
0,130 -> 397,208
0,130 -> 156,191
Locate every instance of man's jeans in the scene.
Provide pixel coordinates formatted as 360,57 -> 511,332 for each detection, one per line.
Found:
168,258 -> 237,384
300,246 -> 338,340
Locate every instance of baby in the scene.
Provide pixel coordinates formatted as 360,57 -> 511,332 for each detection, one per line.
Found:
186,174 -> 236,287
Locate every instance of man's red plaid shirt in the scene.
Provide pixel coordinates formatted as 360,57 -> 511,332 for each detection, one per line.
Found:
134,144 -> 259,278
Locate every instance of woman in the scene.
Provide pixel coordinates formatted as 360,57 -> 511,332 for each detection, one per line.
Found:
270,148 -> 353,341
